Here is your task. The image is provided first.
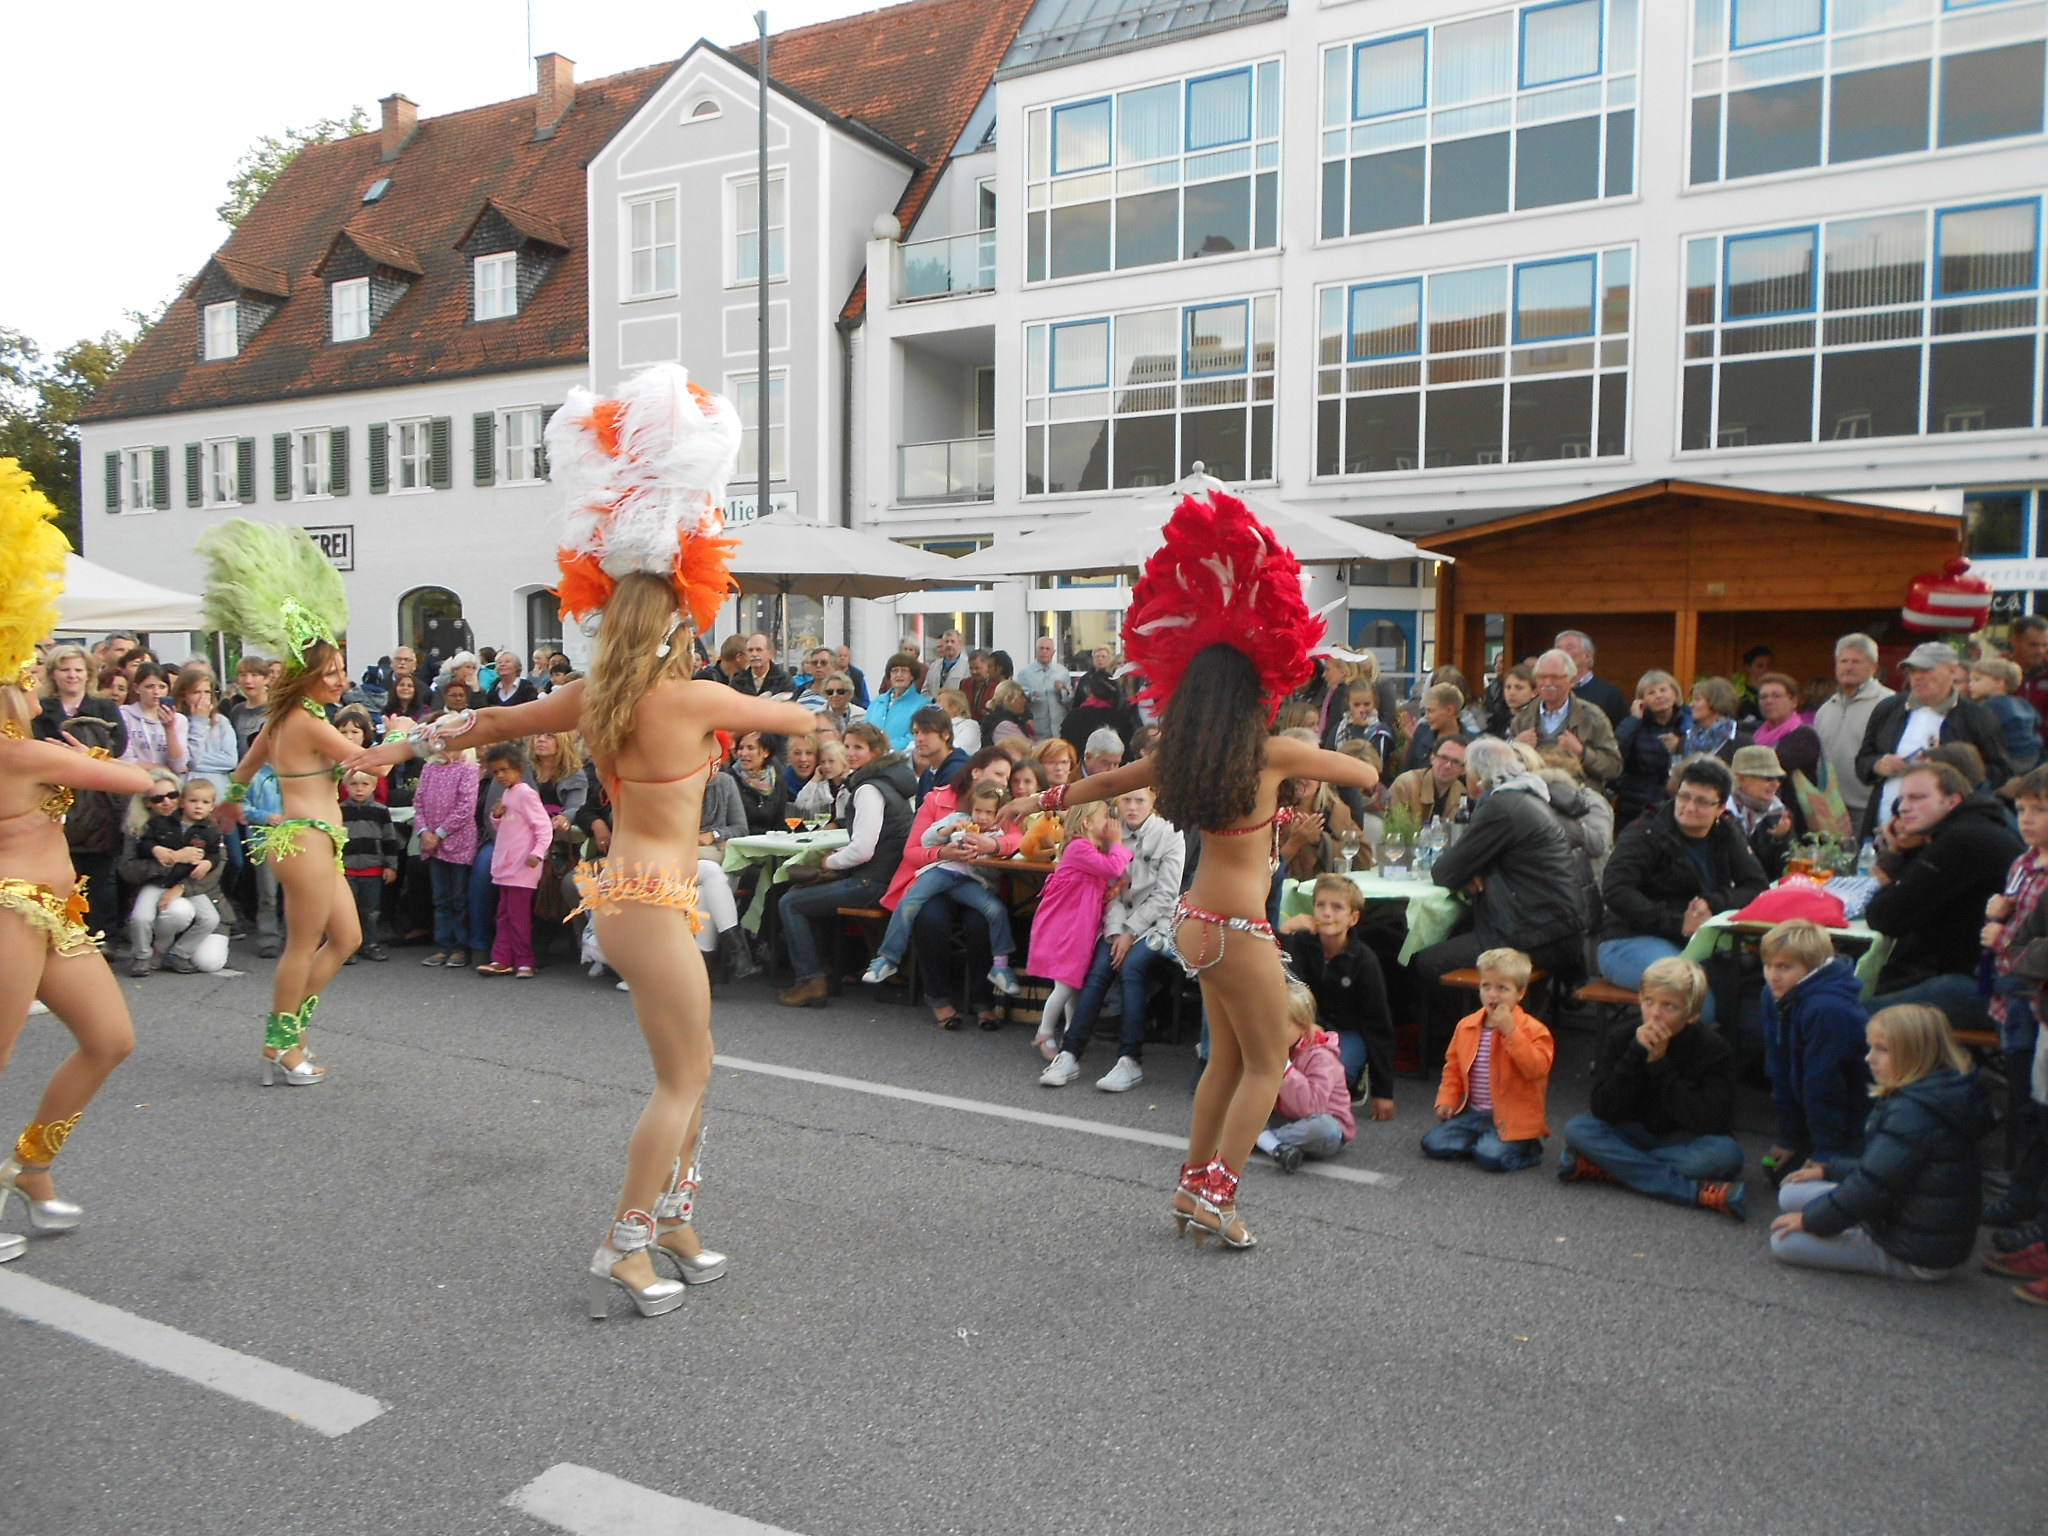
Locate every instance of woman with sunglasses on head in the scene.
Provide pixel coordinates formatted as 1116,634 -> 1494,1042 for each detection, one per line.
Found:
0,464 -> 157,1263
348,367 -> 812,1320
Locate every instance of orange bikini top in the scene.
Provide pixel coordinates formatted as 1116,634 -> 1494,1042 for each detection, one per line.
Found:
600,752 -> 718,803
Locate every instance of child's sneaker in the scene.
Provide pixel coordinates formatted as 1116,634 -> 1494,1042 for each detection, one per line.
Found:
1993,1216 -> 2048,1254
1039,1051 -> 1081,1087
1271,1143 -> 1305,1174
862,957 -> 898,986
1696,1181 -> 1747,1222
1557,1152 -> 1617,1185
2014,1275 -> 2048,1308
1985,1242 -> 2048,1279
988,965 -> 1021,996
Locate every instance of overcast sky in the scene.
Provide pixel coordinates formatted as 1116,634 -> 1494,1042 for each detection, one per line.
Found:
5,0 -> 879,353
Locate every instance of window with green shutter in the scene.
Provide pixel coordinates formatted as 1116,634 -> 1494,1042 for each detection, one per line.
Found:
473,412 -> 496,486
428,417 -> 452,490
185,443 -> 203,507
329,427 -> 350,496
104,451 -> 119,511
539,406 -> 558,480
151,446 -> 170,509
237,439 -> 257,504
368,423 -> 388,493
273,434 -> 292,501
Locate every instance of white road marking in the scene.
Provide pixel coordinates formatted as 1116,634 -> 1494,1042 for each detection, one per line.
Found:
509,1463 -> 802,1535
713,1054 -> 1399,1187
0,1270 -> 386,1436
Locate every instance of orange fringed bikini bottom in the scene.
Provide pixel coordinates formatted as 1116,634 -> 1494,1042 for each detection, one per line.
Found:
569,861 -> 706,934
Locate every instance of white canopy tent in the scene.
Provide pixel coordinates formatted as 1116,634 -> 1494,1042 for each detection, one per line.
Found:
945,470 -> 1450,580
57,555 -> 206,634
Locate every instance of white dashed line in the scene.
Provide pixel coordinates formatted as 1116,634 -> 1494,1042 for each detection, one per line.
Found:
509,1463 -> 803,1534
712,1053 -> 1400,1187
0,1269 -> 387,1436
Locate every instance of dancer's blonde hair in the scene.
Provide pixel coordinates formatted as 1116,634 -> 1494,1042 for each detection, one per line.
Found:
582,572 -> 697,760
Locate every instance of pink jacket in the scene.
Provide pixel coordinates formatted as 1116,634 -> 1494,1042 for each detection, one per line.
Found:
490,781 -> 553,888
1275,1028 -> 1356,1141
414,761 -> 481,865
1024,836 -> 1132,988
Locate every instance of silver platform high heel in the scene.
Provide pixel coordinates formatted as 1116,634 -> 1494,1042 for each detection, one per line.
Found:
585,1210 -> 686,1320
0,1233 -> 24,1264
1,1115 -> 86,1235
261,1003 -> 326,1087
653,1146 -> 728,1285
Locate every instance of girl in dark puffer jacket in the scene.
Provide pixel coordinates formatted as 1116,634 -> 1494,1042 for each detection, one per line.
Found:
1770,1004 -> 1994,1281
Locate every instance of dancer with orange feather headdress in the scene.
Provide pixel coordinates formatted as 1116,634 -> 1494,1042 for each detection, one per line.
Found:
1002,489 -> 1379,1249
0,460 -> 158,1263
349,366 -> 814,1318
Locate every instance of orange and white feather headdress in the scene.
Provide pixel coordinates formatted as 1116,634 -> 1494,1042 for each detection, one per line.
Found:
548,364 -> 742,643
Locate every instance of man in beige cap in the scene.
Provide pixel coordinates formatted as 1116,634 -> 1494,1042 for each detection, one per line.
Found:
1854,640 -> 2011,839
1728,743 -> 1794,878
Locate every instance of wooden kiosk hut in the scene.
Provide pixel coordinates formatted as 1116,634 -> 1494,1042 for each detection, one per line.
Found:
1427,480 -> 1965,690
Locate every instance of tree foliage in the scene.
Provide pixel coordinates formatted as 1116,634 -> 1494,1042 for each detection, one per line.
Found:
217,106 -> 370,228
0,321 -> 148,550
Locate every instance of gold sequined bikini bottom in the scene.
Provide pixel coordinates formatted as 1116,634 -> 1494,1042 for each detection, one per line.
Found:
0,877 -> 100,958
570,860 -> 705,934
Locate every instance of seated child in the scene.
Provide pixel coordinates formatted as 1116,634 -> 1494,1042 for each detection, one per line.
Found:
1257,981 -> 1357,1172
1280,874 -> 1396,1119
1968,657 -> 2042,774
1560,955 -> 1747,1219
1772,1003 -> 1994,1283
863,780 -> 1020,995
1422,946 -> 1554,1172
1759,918 -> 1871,1185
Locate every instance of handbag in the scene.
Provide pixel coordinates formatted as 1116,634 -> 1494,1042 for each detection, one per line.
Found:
784,862 -> 846,887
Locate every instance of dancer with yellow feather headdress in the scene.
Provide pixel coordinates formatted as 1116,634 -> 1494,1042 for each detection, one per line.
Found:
349,364 -> 814,1319
0,459 -> 158,1263
201,518 -> 355,1086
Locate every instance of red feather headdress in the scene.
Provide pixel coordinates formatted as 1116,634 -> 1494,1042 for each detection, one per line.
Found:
1120,491 -> 1323,723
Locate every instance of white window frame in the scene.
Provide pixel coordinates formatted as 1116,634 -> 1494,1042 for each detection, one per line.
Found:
625,192 -> 679,299
293,428 -> 332,501
202,302 -> 239,360
728,172 -> 788,288
394,417 -> 434,494
331,278 -> 371,342
122,447 -> 154,512
727,370 -> 788,482
203,438 -> 239,506
500,406 -> 547,485
474,253 -> 518,321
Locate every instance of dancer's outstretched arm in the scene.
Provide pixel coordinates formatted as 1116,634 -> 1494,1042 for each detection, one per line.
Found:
998,757 -> 1154,825
0,734 -> 157,796
342,681 -> 585,773
1266,732 -> 1380,792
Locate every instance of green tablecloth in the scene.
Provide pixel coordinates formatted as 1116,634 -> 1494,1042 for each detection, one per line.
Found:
721,829 -> 850,932
1280,870 -> 1465,965
1680,912 -> 1893,998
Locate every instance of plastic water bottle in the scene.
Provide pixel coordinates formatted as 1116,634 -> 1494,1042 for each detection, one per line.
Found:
1855,839 -> 1878,878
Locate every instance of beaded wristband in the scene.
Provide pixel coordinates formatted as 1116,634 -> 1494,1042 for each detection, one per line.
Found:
224,780 -> 248,805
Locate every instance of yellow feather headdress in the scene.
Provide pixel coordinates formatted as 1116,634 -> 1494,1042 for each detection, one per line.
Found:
0,458 -> 71,684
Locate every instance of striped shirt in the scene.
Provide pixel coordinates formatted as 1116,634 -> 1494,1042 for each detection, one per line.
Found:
1470,1028 -> 1497,1113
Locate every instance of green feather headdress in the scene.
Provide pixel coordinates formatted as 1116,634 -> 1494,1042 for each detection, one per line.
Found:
196,520 -> 349,670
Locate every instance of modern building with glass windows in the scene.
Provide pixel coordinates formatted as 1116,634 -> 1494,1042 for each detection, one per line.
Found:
854,0 -> 2048,674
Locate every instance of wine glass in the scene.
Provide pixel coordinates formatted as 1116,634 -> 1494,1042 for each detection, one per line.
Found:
1337,828 -> 1361,872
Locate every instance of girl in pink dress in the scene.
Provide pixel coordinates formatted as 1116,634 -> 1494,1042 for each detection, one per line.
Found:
479,742 -> 553,978
1025,802 -> 1131,1054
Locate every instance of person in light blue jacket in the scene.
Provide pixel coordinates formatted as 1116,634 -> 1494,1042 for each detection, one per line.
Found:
864,653 -> 932,752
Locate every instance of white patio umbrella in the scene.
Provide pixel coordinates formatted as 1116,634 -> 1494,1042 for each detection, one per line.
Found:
725,512 -> 969,600
945,469 -> 1449,580
57,554 -> 206,633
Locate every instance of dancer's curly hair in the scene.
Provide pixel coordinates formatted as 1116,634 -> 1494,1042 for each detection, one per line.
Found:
1153,644 -> 1267,832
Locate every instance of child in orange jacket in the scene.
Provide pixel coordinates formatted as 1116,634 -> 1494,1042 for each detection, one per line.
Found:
1422,947 -> 1554,1172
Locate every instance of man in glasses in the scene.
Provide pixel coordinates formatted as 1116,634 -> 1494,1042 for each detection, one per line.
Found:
794,646 -> 835,696
1390,734 -> 1469,828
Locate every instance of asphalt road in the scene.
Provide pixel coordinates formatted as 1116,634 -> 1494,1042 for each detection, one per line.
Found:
3,945 -> 2042,1536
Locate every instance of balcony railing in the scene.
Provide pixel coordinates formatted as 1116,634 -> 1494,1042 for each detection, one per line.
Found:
896,229 -> 995,302
898,437 -> 995,504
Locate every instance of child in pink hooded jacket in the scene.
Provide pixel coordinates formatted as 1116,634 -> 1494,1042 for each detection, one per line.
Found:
480,742 -> 553,977
1258,982 -> 1358,1172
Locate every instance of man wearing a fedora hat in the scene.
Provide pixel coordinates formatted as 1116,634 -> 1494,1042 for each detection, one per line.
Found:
1729,743 -> 1794,879
1854,641 -> 2010,841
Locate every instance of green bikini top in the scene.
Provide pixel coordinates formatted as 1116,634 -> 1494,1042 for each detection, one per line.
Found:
274,697 -> 346,780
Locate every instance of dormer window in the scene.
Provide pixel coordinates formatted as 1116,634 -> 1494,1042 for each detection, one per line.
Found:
331,278 -> 371,341
474,253 -> 518,320
202,302 -> 239,360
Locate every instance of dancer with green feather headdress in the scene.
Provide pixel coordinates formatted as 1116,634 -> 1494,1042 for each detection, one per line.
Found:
202,520 -> 359,1086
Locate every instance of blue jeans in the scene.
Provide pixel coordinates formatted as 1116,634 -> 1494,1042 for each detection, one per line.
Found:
466,853 -> 499,955
1063,934 -> 1165,1062
878,865 -> 1013,968
1869,972 -> 1994,1038
780,873 -> 889,983
1421,1108 -> 1544,1171
1599,935 -> 1717,1022
429,859 -> 472,952
1562,1115 -> 1744,1205
1270,1113 -> 1347,1160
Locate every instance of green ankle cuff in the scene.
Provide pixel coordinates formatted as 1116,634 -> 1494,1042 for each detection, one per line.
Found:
263,1012 -> 301,1052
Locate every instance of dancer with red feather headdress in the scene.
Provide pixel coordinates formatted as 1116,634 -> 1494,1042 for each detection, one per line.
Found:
349,366 -> 813,1317
1003,490 -> 1378,1248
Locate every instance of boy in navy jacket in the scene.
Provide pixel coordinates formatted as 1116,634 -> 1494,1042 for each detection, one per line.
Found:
1759,919 -> 1872,1185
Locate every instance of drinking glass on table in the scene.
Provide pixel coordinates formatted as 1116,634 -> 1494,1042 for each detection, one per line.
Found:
785,815 -> 804,833
1337,828 -> 1361,872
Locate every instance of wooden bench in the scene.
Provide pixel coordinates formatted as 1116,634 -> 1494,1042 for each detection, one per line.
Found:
1424,968 -> 1552,1073
833,906 -> 906,1002
1439,967 -> 1548,992
1575,979 -> 1638,1008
